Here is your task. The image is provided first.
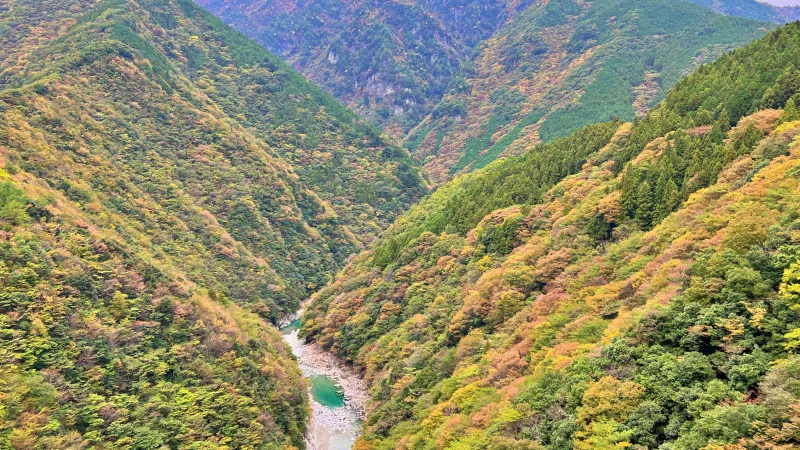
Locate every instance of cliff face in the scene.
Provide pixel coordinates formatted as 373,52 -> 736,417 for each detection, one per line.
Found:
195,0 -> 528,135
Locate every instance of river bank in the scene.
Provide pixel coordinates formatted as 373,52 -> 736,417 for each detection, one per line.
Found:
280,317 -> 368,450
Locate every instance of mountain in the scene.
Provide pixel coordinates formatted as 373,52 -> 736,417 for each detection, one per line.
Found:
0,0 -> 426,446
406,0 -> 771,183
302,22 -> 800,449
1,0 -> 427,317
194,0 -> 772,184
687,0 -> 800,23
0,180 -> 310,448
193,0 -> 533,135
4,0 -> 800,448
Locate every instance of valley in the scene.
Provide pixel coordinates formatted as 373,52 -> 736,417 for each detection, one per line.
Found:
2,0 -> 800,449
280,315 -> 365,450
196,0 -> 775,184
299,20 -> 800,447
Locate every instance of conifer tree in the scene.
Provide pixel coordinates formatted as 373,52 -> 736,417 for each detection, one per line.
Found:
780,97 -> 800,124
696,108 -> 714,126
654,177 -> 680,222
634,181 -> 653,228
715,109 -> 731,134
620,165 -> 642,218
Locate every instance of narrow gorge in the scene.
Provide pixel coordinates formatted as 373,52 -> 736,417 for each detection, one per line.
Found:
2,1 -> 800,450
280,311 -> 368,449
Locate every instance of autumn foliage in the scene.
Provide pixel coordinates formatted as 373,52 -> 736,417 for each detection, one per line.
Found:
303,23 -> 800,450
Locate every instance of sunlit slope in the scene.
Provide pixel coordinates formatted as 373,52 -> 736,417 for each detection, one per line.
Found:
407,0 -> 769,183
304,22 -> 800,450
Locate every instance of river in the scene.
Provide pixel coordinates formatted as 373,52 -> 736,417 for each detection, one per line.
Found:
279,318 -> 367,450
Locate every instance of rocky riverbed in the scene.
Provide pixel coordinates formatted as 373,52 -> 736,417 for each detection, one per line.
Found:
280,317 -> 368,450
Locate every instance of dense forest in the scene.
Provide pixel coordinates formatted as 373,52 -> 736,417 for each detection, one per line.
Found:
3,0 -> 800,449
303,22 -> 800,449
196,0 -> 775,185
0,0 -> 425,447
0,176 -> 309,447
687,0 -> 800,23
407,0 -> 771,183
0,0 -> 426,318
194,0 -> 529,134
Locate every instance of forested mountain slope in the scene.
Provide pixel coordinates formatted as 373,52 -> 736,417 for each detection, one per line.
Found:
1,0 -> 427,249
193,0 -> 529,135
303,22 -> 800,449
0,0 -> 426,318
407,0 -> 771,183
0,176 -> 309,447
687,0 -> 800,23
0,0 -> 425,446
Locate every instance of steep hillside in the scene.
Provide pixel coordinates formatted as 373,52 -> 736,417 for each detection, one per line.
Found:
407,0 -> 770,183
303,23 -> 800,449
687,0 -> 800,23
193,0 -> 529,134
0,0 -> 427,321
0,0 -> 427,445
2,0 -> 427,249
0,173 -> 309,447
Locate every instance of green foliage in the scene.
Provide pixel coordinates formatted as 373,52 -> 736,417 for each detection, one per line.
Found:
431,101 -> 467,120
0,182 -> 29,227
782,260 -> 800,352
537,0 -> 582,27
476,214 -> 524,256
687,0 -> 800,24
0,0 -> 428,322
372,121 -> 620,267
539,0 -> 770,142
0,0 -> 426,446
780,97 -> 800,124
470,110 -> 546,171
415,0 -> 769,179
302,22 -> 800,450
450,114 -> 510,174
0,175 -> 309,448
661,22 -> 800,125
5,1 -> 800,449
196,0 -> 520,131
610,21 -> 800,228
618,119 -> 771,231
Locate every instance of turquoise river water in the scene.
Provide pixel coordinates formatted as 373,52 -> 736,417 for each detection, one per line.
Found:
279,318 -> 361,450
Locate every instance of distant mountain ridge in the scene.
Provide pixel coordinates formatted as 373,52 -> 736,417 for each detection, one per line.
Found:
407,0 -> 771,183
687,0 -> 800,22
194,0 -> 531,135
196,0 -> 773,185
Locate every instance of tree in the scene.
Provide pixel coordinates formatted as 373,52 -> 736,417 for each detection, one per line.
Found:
716,110 -> 732,134
654,176 -> 680,223
491,291 -> 525,327
0,182 -> 29,227
723,204 -> 777,253
634,181 -> 653,228
779,97 -> 800,125
575,377 -> 644,450
781,262 -> 800,352
696,108 -> 714,126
